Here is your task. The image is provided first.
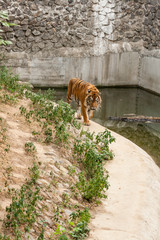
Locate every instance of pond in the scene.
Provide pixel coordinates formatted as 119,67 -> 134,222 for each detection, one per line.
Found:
43,87 -> 160,167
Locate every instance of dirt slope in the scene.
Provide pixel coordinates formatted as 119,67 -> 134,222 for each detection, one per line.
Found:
0,97 -> 86,239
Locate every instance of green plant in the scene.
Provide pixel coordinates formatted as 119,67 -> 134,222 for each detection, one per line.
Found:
54,206 -> 63,223
29,162 -> 40,184
0,234 -> 10,240
53,100 -> 80,144
67,209 -> 90,240
36,88 -> 56,102
54,224 -> 66,235
0,93 -> 18,104
61,193 -> 71,208
4,144 -> 10,152
67,165 -> 76,176
69,208 -> 90,224
69,221 -> 89,240
20,92 -> 80,144
37,223 -> 46,240
44,127 -> 52,143
0,66 -> 31,100
0,11 -> 16,45
58,235 -> 69,240
5,163 -> 42,239
74,129 -> 115,201
32,130 -> 41,136
25,141 -> 36,154
77,170 -> 109,201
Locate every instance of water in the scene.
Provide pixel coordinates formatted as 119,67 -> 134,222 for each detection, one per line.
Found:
47,87 -> 160,167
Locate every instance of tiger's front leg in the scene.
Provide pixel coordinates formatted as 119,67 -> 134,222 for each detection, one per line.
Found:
81,104 -> 90,126
88,110 -> 94,120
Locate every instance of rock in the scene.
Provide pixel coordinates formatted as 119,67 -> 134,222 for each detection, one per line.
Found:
25,29 -> 31,36
102,24 -> 113,35
16,42 -> 27,49
21,19 -> 28,25
28,36 -> 35,42
15,30 -> 25,37
32,30 -> 41,36
156,10 -> 160,19
99,0 -> 107,7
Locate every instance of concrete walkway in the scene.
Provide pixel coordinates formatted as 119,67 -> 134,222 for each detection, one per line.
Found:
85,120 -> 160,240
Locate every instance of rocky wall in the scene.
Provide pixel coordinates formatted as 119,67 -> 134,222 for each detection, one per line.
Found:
0,0 -> 95,56
0,0 -> 160,56
0,0 -> 160,94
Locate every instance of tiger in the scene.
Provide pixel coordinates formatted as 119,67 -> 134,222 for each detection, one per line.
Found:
67,78 -> 102,126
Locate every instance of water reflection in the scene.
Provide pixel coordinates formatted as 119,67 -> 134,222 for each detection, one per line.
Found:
93,88 -> 160,135
52,87 -> 160,167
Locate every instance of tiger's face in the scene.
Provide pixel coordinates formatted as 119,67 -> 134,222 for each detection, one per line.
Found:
86,87 -> 101,111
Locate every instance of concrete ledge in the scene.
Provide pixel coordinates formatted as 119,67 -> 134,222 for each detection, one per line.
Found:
4,51 -> 139,87
84,120 -> 160,240
3,50 -> 160,95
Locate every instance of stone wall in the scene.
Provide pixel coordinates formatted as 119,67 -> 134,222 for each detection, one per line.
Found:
0,0 -> 160,94
0,0 -> 95,56
113,0 -> 160,51
1,0 -> 160,55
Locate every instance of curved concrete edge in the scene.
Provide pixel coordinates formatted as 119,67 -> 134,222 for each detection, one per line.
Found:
83,120 -> 160,240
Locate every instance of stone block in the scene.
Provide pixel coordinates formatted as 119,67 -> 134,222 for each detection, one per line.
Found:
102,24 -> 113,35
99,0 -> 108,7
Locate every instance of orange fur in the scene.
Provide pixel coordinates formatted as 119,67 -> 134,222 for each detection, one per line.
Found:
67,78 -> 101,125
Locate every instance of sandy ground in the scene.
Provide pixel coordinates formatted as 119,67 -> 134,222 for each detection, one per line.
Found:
85,120 -> 160,240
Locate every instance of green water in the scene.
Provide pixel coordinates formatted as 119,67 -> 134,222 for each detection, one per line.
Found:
109,124 -> 160,167
42,87 -> 160,167
92,87 -> 160,167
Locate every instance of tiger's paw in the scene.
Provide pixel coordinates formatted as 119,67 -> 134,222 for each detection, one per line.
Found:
84,121 -> 90,126
76,113 -> 82,119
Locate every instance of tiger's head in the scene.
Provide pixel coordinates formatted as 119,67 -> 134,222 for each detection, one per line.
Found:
85,86 -> 102,111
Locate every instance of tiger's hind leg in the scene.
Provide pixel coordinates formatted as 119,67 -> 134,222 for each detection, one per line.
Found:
67,92 -> 72,104
67,81 -> 73,104
76,102 -> 82,119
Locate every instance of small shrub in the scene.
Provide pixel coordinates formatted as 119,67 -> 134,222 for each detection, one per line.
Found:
0,93 -> 18,104
36,88 -> 56,102
0,10 -> 16,46
53,100 -> 80,143
67,165 -> 76,176
69,208 -> 91,224
0,66 -> 31,99
20,96 -> 80,144
69,221 -> 90,240
37,223 -> 46,240
74,129 -> 115,201
5,163 -> 42,239
58,235 -> 69,240
77,170 -> 109,201
0,234 -> 10,240
69,208 -> 90,239
44,127 -> 52,143
25,142 -> 36,154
